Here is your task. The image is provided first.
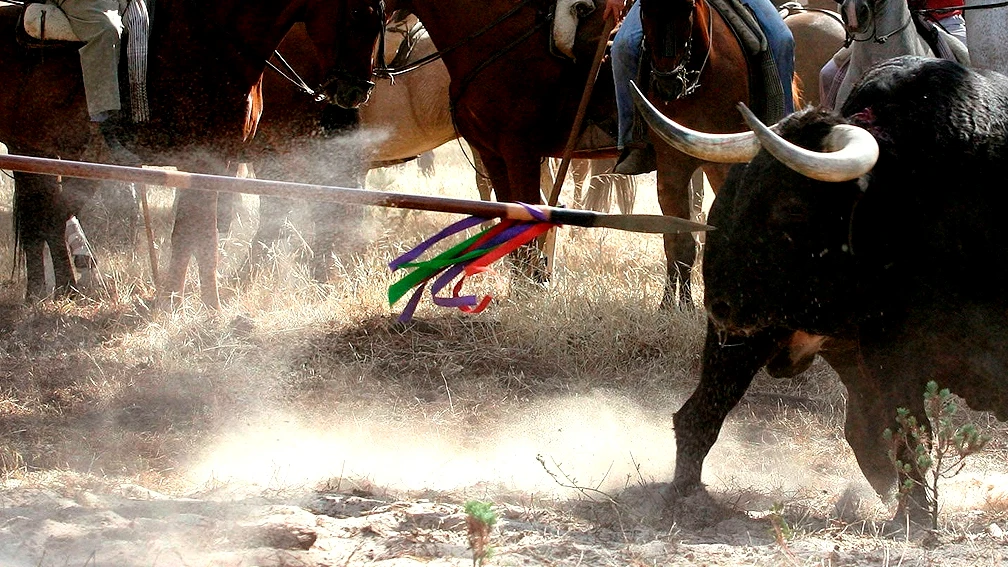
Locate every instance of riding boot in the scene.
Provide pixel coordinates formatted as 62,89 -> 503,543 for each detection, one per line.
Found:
93,111 -> 141,166
614,143 -> 657,175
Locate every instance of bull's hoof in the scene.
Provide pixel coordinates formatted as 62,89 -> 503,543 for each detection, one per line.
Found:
583,482 -> 751,532
879,500 -> 935,540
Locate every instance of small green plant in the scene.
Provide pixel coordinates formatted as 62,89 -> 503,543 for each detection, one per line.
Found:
884,381 -> 990,529
767,502 -> 797,561
464,500 -> 497,567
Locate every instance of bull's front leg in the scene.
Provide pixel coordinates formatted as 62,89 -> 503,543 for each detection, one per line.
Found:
672,323 -> 786,493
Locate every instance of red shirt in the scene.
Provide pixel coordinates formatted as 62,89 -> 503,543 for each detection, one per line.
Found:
910,0 -> 963,18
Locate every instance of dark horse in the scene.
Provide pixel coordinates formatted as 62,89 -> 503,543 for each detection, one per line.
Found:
384,0 -> 792,307
0,0 -> 384,307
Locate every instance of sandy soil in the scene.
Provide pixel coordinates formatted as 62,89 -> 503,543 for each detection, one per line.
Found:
2,146 -> 1008,566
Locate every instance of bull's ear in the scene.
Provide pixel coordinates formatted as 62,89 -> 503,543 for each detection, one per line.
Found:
738,103 -> 878,182
630,81 -> 760,163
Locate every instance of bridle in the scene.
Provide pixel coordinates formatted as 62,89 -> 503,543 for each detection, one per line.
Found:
267,0 -> 386,102
373,0 -> 545,81
649,0 -> 712,101
842,0 -> 912,47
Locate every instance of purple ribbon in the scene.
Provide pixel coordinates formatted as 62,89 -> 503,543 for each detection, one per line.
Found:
388,215 -> 489,271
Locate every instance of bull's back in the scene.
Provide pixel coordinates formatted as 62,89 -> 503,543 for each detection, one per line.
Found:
844,57 -> 1008,297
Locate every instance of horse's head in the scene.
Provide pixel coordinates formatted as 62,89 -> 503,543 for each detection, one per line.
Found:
838,0 -> 877,36
303,0 -> 386,108
639,0 -> 703,101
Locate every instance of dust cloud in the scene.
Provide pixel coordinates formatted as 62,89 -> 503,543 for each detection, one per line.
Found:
187,391 -> 681,498
186,389 -> 870,510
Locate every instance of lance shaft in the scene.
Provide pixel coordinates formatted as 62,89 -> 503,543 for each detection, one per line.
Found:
0,153 -> 711,235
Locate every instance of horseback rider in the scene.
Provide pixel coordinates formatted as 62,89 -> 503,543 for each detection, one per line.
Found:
58,0 -> 140,165
608,0 -> 795,174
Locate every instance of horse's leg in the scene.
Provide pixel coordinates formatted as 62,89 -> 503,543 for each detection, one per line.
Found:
310,203 -> 348,282
572,159 -> 592,207
570,159 -> 595,209
13,173 -> 47,299
655,146 -> 702,308
615,172 -> 637,215
502,147 -> 551,281
61,178 -> 101,290
164,188 -> 219,308
249,195 -> 295,273
539,159 -> 555,201
471,150 -> 494,201
14,172 -> 76,299
215,192 -> 239,235
44,217 -> 76,296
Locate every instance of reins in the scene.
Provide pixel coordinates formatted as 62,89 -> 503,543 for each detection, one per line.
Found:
267,50 -> 317,98
843,0 -> 913,46
264,0 -> 386,101
651,0 -> 713,101
777,2 -> 845,27
376,0 -> 541,79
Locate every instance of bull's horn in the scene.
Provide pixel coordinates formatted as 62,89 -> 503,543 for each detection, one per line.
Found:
737,103 -> 878,182
630,81 -> 760,163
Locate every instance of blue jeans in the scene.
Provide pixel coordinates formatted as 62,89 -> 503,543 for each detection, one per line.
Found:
612,2 -> 644,149
612,0 -> 795,148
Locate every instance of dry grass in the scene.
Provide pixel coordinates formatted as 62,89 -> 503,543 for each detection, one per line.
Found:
2,142 -> 1007,562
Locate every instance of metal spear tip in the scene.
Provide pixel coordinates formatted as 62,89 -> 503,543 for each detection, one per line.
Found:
594,213 -> 715,234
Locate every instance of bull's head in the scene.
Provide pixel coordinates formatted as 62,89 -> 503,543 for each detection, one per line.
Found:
630,81 -> 880,336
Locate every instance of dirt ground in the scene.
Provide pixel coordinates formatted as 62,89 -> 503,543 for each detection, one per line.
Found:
2,145 -> 1008,566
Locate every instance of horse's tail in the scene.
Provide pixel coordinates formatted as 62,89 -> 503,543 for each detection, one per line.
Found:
791,73 -> 805,111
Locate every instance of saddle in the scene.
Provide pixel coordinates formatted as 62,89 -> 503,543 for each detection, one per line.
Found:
17,0 -> 152,123
21,2 -> 81,43
388,18 -> 429,69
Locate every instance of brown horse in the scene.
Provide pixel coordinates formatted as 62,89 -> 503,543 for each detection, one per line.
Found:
0,0 -> 384,306
382,0 -> 622,277
636,0 -> 802,306
781,5 -> 845,107
637,3 -> 843,304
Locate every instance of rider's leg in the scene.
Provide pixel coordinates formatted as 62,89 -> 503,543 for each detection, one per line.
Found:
611,2 -> 655,175
612,1 -> 643,151
61,0 -> 123,119
937,14 -> 967,45
819,58 -> 839,109
740,0 -> 796,114
60,0 -> 139,164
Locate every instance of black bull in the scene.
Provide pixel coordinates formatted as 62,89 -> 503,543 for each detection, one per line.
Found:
639,56 -> 1008,510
